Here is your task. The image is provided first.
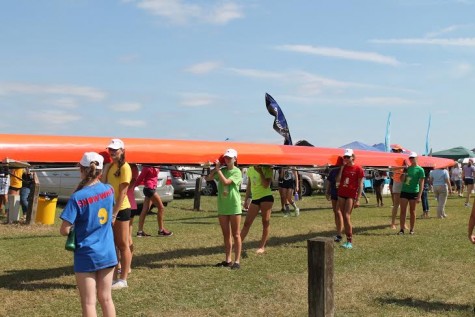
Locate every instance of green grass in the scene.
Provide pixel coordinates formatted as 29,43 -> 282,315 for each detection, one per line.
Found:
1,192 -> 475,316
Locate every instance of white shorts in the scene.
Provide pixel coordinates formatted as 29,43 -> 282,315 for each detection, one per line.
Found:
0,176 -> 9,195
392,181 -> 403,194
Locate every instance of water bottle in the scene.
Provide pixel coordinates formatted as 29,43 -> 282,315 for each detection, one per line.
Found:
65,227 -> 76,251
294,192 -> 299,201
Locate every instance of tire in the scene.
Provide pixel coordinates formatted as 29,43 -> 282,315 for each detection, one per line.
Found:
301,180 -> 312,196
202,181 -> 217,196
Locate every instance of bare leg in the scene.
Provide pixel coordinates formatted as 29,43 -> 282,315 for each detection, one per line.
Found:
229,215 -> 241,263
256,201 -> 273,253
332,199 -> 343,235
113,220 -> 131,281
137,198 -> 152,232
391,193 -> 401,229
399,198 -> 409,232
240,203 -> 259,242
218,215 -> 232,263
96,268 -> 116,317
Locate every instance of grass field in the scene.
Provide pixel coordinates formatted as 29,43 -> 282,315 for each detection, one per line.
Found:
1,191 -> 475,316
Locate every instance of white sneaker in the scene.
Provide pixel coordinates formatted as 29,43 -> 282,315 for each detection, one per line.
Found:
294,207 -> 300,216
111,279 -> 128,290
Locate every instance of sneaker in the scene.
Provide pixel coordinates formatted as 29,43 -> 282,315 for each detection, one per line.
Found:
294,207 -> 300,217
215,261 -> 232,267
230,262 -> 241,270
409,230 -> 414,235
158,229 -> 173,237
341,242 -> 353,249
334,235 -> 343,243
398,229 -> 404,235
136,231 -> 151,237
111,279 -> 128,290
465,202 -> 470,207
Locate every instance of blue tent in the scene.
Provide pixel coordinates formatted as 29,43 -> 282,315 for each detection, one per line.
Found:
339,141 -> 383,152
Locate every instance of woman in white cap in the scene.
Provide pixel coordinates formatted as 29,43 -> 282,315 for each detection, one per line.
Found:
205,149 -> 242,269
336,149 -> 364,249
398,152 -> 425,235
103,138 -> 132,289
60,152 -> 117,317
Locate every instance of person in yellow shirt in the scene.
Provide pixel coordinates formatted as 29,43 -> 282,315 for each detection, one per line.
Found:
8,168 -> 23,195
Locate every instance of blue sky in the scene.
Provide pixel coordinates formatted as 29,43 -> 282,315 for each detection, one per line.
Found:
1,0 -> 474,154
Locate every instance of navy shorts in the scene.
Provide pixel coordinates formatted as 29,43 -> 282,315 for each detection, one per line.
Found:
143,187 -> 156,198
251,195 -> 274,205
464,178 -> 474,185
400,191 -> 419,200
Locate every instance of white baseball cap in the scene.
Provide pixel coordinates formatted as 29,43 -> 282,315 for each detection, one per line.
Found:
107,138 -> 125,150
223,148 -> 238,158
343,148 -> 354,157
409,152 -> 418,158
79,152 -> 104,169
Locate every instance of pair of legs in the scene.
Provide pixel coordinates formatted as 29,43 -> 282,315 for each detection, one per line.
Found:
113,211 -> 131,282
75,267 -> 116,317
138,193 -> 167,233
218,214 -> 241,264
399,194 -> 418,233
0,194 -> 7,214
331,198 -> 343,239
433,185 -> 448,218
421,190 -> 429,218
374,181 -> 384,206
241,197 -> 273,253
337,196 -> 355,243
20,186 -> 30,217
391,182 -> 404,229
465,181 -> 474,205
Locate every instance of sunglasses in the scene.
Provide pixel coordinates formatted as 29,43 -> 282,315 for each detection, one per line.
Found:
108,148 -> 119,152
343,156 -> 351,159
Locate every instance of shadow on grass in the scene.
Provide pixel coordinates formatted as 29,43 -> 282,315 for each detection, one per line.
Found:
0,266 -> 75,291
376,297 -> 474,313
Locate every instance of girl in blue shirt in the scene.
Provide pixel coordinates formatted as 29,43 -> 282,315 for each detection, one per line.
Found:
60,152 -> 117,317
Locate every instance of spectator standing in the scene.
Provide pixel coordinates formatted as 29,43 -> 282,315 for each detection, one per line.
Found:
0,166 -> 9,215
421,169 -> 431,219
59,152 -> 117,317
135,165 -> 173,237
241,165 -> 274,254
278,167 -> 299,216
451,163 -> 463,197
430,167 -> 452,218
205,149 -> 242,270
462,159 -> 475,207
336,149 -> 364,249
325,167 -> 343,242
126,163 -> 139,270
20,168 -> 34,218
104,139 -> 132,290
398,152 -> 425,235
373,169 -> 386,207
390,166 -> 405,229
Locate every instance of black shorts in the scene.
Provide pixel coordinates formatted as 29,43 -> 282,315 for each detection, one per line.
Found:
130,208 -> 141,218
373,179 -> 385,188
464,178 -> 474,185
115,208 -> 131,221
251,195 -> 274,205
9,186 -> 20,191
143,187 -> 156,198
278,179 -> 295,189
400,191 -> 419,200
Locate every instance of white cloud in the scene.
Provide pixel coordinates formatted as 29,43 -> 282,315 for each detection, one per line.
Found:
450,62 -> 473,78
180,93 -> 216,107
118,119 -> 147,127
275,45 -> 401,66
185,61 -> 222,74
226,67 -> 285,80
27,110 -> 81,125
132,0 -> 243,25
370,37 -> 475,46
425,25 -> 466,38
47,98 -> 78,109
110,103 -> 142,112
0,82 -> 106,101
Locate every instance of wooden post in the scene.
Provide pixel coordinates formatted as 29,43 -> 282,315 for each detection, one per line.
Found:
307,237 -> 334,317
26,172 -> 40,225
193,175 -> 203,211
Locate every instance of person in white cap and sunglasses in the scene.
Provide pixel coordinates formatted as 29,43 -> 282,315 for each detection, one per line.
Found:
336,149 -> 364,249
60,152 -> 117,316
398,152 -> 425,235
206,148 -> 242,269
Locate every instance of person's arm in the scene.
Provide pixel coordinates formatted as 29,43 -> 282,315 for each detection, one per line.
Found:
354,177 -> 363,208
445,171 -> 452,194
244,176 -> 252,209
293,168 -> 299,192
417,177 -> 424,202
60,220 -> 73,236
113,182 -> 129,219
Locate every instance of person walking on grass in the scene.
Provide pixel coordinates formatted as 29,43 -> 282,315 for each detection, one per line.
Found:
103,139 -> 132,290
325,167 -> 343,243
336,149 -> 364,249
390,165 -> 406,229
60,152 -> 117,317
373,169 -> 386,207
421,169 -> 431,219
135,165 -> 173,237
205,149 -> 242,270
430,167 -> 452,218
398,152 -> 425,235
462,159 -> 475,207
278,166 -> 299,216
241,165 -> 274,254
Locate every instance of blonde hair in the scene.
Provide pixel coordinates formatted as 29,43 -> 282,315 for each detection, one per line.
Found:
75,162 -> 102,192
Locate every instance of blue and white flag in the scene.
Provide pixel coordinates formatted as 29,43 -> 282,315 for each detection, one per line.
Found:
384,112 -> 391,152
425,114 -> 431,156
265,93 -> 293,145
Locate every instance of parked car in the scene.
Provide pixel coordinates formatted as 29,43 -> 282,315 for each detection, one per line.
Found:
164,166 -> 207,197
31,164 -> 174,206
271,168 -> 324,196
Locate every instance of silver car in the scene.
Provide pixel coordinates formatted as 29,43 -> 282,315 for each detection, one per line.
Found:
164,165 -> 207,197
31,164 -> 174,206
271,168 -> 324,196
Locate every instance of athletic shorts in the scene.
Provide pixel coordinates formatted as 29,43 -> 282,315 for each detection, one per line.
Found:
464,178 -> 474,185
400,191 -> 419,200
9,186 -> 20,192
373,179 -> 385,188
251,195 -> 274,205
115,208 -> 131,221
278,179 -> 295,189
143,187 -> 156,198
130,208 -> 141,218
392,181 -> 403,194
454,179 -> 462,190
389,178 -> 394,186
